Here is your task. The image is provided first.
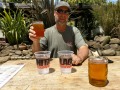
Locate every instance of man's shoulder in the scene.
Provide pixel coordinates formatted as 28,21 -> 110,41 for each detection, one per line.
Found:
68,26 -> 80,34
67,25 -> 79,30
72,26 -> 79,30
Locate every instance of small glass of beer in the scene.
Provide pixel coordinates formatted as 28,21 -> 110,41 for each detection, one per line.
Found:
32,21 -> 44,38
88,56 -> 108,87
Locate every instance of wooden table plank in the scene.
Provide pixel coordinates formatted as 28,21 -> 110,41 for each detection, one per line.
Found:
1,56 -> 120,90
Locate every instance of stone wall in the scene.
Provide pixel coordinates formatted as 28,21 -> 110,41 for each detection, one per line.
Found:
0,43 -> 34,63
87,35 -> 120,56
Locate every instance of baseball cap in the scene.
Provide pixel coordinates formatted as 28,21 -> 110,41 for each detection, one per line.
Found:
55,1 -> 71,11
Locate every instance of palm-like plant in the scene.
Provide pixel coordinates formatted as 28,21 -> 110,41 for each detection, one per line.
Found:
0,10 -> 30,46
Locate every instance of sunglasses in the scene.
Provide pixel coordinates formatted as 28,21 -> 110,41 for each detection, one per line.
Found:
56,9 -> 70,14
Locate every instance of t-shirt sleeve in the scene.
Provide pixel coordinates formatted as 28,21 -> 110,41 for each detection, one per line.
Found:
40,29 -> 48,50
73,27 -> 88,48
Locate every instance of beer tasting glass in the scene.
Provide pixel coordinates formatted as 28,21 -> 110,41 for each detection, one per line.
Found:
32,21 -> 44,38
58,50 -> 73,74
88,56 -> 108,87
34,51 -> 51,74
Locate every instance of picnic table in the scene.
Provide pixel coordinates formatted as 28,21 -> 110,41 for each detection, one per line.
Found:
1,56 -> 120,90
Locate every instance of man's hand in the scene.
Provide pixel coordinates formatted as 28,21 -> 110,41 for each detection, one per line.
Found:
29,26 -> 40,42
29,26 -> 41,53
72,54 -> 83,65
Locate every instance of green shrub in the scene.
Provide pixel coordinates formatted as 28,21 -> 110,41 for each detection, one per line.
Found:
0,10 -> 30,46
93,1 -> 120,36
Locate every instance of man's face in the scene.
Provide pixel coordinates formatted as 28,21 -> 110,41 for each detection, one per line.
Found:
54,6 -> 70,25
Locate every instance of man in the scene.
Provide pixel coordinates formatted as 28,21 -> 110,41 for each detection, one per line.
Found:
29,1 -> 89,65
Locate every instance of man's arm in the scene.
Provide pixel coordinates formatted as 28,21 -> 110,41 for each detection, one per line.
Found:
72,27 -> 89,65
77,45 -> 89,62
72,45 -> 89,65
32,40 -> 41,53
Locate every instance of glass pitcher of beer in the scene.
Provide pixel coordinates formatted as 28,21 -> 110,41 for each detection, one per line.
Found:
32,21 -> 44,38
88,56 -> 108,87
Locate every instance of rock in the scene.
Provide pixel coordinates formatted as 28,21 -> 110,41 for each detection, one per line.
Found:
25,54 -> 31,59
28,49 -> 32,52
101,36 -> 111,46
29,52 -> 33,56
109,38 -> 120,44
0,44 -> 4,51
15,50 -> 22,55
110,44 -> 119,50
22,50 -> 29,55
13,45 -> 18,50
94,36 -> 111,44
92,42 -> 101,49
5,43 -> 10,46
5,46 -> 14,50
102,44 -> 110,50
116,51 -> 120,56
102,49 -> 116,56
31,55 -> 35,59
0,49 -> 9,56
19,43 -> 27,50
94,36 -> 111,46
118,46 -> 120,51
0,56 -> 10,63
94,36 -> 101,42
9,53 -> 15,56
9,50 -> 15,53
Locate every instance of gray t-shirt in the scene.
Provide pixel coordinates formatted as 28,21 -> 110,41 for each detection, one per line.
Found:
40,25 -> 87,58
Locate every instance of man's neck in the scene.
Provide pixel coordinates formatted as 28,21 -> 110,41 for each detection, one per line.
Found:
56,23 -> 67,32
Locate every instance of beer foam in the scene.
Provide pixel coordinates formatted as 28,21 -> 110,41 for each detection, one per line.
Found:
89,56 -> 108,64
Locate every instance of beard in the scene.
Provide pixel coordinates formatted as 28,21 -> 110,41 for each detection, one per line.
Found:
55,17 -> 68,25
57,21 -> 66,25
56,20 -> 68,26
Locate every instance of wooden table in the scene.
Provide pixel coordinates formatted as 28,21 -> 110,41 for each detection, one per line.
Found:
1,56 -> 120,90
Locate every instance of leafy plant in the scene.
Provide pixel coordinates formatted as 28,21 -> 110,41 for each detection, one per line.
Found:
110,24 -> 120,39
0,9 -> 30,46
93,1 -> 120,36
66,0 -> 120,40
69,3 -> 99,40
31,0 -> 55,28
63,0 -> 107,6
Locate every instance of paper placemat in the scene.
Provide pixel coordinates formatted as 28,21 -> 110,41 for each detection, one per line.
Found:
0,63 -> 25,88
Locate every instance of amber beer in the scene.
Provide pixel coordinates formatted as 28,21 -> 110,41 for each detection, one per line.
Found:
32,21 -> 44,37
88,56 -> 108,87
